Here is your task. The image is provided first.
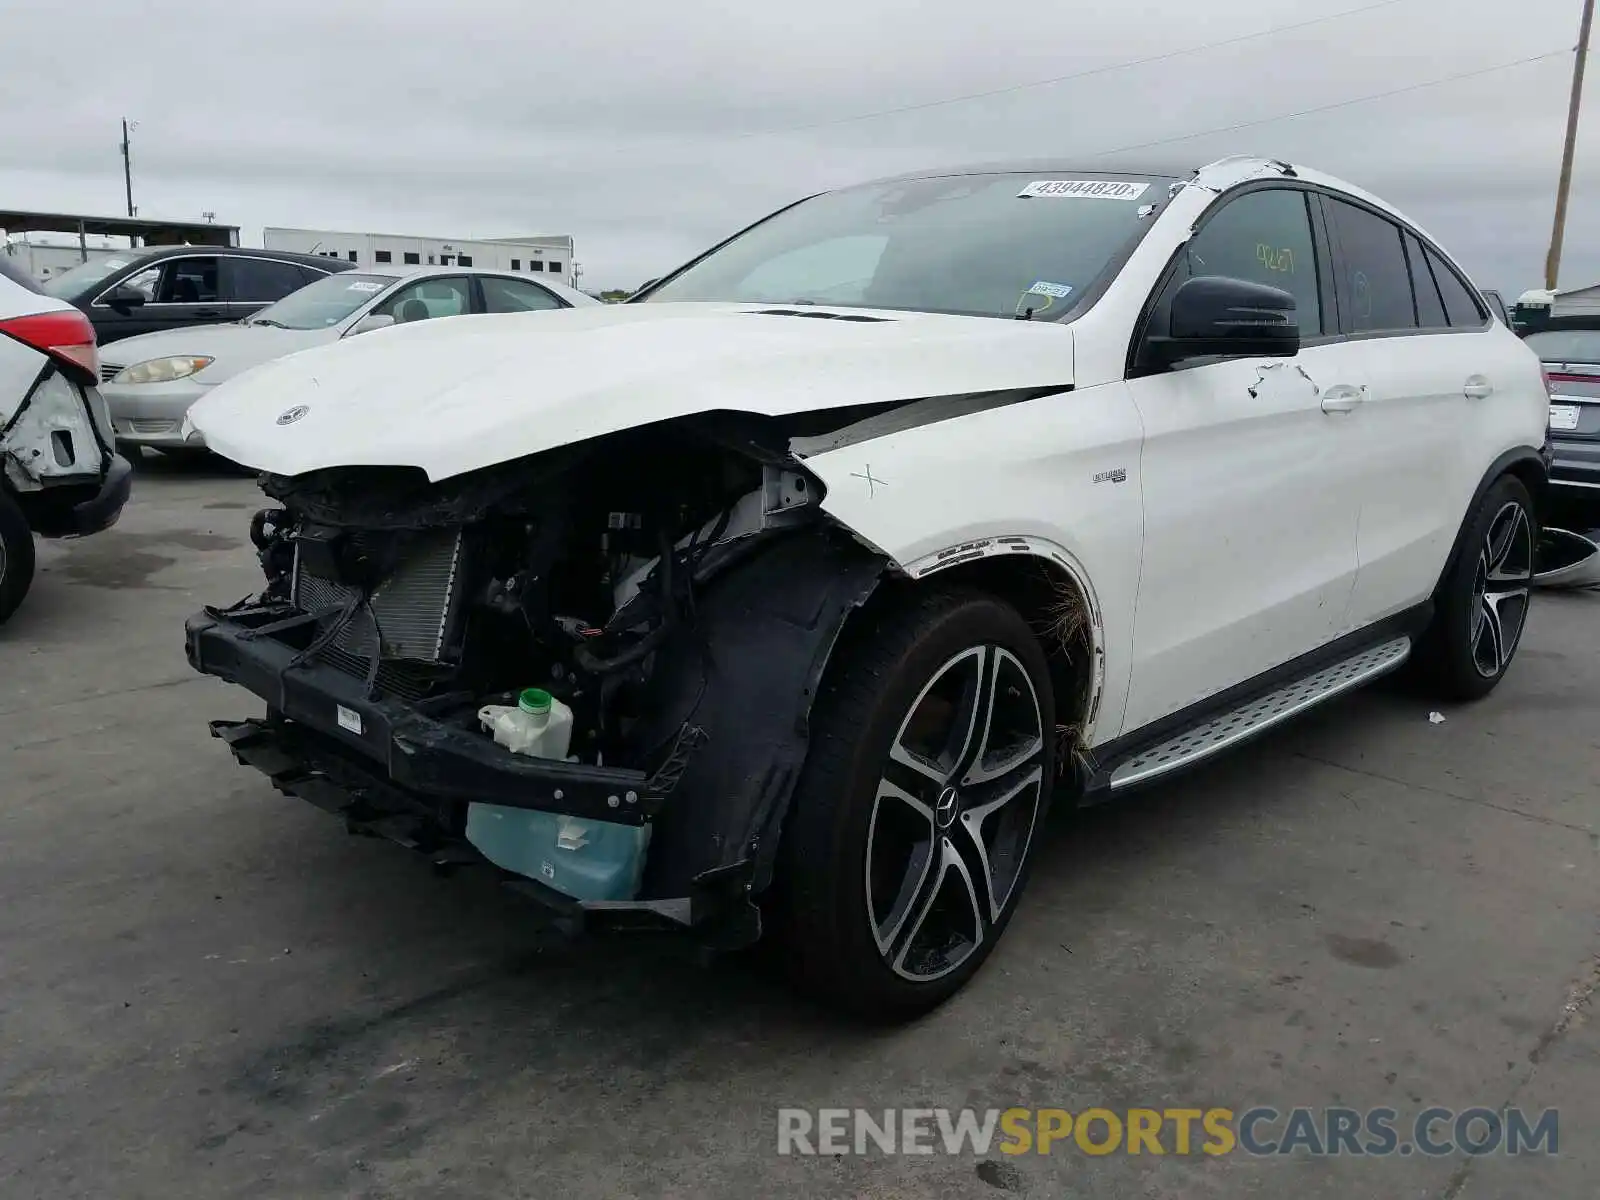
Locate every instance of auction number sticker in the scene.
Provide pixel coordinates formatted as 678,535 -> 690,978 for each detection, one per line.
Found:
1018,179 -> 1149,200
347,281 -> 385,292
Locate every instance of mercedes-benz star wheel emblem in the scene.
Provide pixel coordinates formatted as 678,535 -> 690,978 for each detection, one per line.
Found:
934,786 -> 960,829
276,405 -> 310,426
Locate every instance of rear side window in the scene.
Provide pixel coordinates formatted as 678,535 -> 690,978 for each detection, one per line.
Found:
480,276 -> 563,313
1180,188 -> 1323,334
228,257 -> 310,302
1423,246 -> 1486,327
1324,198 -> 1416,333
1403,232 -> 1448,328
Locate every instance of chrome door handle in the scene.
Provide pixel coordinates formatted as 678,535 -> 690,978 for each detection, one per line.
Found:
1320,384 -> 1366,414
1464,377 -> 1494,400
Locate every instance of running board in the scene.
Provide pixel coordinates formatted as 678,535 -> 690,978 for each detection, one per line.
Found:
1108,636 -> 1413,791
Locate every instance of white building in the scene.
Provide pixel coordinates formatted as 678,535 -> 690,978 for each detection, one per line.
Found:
262,227 -> 575,285
2,232 -> 124,283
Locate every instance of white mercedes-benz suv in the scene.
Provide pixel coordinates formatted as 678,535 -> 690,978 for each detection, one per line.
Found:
182,155 -> 1548,1017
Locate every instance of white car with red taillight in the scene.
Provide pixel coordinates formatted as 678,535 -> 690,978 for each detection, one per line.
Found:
0,257 -> 132,625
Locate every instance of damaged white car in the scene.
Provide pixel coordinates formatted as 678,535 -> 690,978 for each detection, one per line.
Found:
0,260 -> 132,625
185,156 -> 1549,1017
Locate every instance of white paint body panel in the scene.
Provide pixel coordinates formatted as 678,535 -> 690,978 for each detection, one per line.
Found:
0,273 -> 109,487
0,272 -> 72,434
806,373 -> 1145,746
1119,347 -> 1368,733
189,303 -> 1081,481
1345,324 -> 1548,623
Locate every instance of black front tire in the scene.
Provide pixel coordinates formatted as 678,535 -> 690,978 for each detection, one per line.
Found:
1413,474 -> 1536,701
0,489 -> 37,627
776,589 -> 1057,1020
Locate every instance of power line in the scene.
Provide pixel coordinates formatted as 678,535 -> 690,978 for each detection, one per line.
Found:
1092,48 -> 1568,158
738,0 -> 1414,138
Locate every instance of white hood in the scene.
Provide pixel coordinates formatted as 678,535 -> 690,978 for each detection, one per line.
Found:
102,321 -> 332,383
189,302 -> 1076,480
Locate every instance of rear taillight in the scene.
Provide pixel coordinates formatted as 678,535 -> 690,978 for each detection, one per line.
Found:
0,308 -> 100,381
1545,369 -> 1597,389
1542,366 -> 1555,398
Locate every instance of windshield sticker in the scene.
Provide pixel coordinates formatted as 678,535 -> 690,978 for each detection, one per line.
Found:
1018,179 -> 1149,201
1025,280 -> 1073,299
346,281 -> 384,292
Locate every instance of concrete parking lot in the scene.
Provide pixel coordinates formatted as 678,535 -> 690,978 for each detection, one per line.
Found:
2,457 -> 1597,1199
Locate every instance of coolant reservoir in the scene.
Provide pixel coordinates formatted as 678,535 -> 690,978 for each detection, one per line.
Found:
478,688 -> 574,760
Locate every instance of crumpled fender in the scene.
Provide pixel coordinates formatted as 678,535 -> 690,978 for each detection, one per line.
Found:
622,528 -> 886,898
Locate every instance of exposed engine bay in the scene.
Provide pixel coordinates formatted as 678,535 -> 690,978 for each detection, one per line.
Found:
249,418 -> 840,771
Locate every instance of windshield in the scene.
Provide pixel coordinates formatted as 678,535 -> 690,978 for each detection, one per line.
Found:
644,171 -> 1171,319
246,273 -> 392,329
40,250 -> 153,298
1525,328 -> 1600,363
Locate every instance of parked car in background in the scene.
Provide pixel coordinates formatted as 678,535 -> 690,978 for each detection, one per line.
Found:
41,246 -> 353,345
0,258 -> 131,625
1525,318 -> 1600,522
102,266 -> 597,458
184,156 -> 1546,1018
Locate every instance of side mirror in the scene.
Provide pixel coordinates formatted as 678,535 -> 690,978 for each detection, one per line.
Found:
1153,275 -> 1299,364
346,313 -> 396,336
105,284 -> 147,310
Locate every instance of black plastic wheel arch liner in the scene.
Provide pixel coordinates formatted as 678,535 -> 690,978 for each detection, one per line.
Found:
1432,446 -> 1548,597
624,528 -> 885,899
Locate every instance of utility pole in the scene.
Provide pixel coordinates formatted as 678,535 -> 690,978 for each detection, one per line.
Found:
120,118 -> 136,219
1545,0 -> 1595,291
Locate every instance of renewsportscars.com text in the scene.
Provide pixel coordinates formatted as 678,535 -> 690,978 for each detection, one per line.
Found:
777,1106 -> 1559,1158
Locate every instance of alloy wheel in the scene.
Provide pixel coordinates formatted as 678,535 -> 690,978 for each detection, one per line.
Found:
865,645 -> 1046,982
1470,500 -> 1533,678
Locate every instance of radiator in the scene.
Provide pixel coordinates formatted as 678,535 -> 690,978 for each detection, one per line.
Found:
291,527 -> 464,665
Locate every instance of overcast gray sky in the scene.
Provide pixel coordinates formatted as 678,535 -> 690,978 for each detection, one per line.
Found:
1,0 -> 1594,292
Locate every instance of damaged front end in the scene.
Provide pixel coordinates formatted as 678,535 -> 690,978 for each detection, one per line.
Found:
187,414 -> 886,946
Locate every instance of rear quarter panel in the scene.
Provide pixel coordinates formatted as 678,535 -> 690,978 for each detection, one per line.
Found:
1472,323 -> 1551,502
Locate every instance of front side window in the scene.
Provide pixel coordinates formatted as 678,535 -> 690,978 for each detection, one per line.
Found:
480,276 -> 562,313
373,276 -> 472,323
1180,188 -> 1322,334
645,170 -> 1173,319
116,264 -> 162,302
1324,198 -> 1416,333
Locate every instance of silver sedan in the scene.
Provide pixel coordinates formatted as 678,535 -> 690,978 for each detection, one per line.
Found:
102,266 -> 597,456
